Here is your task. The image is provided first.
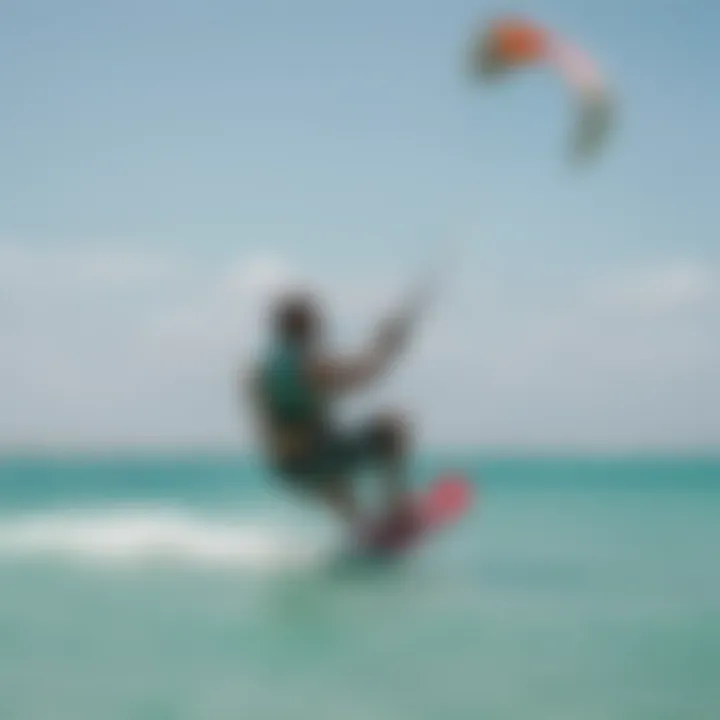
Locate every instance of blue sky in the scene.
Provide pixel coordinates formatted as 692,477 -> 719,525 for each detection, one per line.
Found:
2,0 -> 718,264
1,0 -> 718,449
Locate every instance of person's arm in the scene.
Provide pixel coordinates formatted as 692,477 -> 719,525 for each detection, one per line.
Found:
308,316 -> 410,394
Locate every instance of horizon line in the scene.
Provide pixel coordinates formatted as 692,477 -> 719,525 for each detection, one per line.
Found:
0,442 -> 718,461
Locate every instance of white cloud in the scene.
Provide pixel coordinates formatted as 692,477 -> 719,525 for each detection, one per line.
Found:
586,260 -> 717,315
1,242 -> 718,451
0,243 -> 195,295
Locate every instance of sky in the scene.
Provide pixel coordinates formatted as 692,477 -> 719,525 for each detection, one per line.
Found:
1,0 -> 718,451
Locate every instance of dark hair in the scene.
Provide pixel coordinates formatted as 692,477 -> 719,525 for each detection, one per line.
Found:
272,292 -> 321,345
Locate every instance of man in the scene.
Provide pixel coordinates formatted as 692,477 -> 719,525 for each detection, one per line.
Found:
243,290 -> 417,539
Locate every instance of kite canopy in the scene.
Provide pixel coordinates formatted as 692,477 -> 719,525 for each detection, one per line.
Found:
469,16 -> 614,163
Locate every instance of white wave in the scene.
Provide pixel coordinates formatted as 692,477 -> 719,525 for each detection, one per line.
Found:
0,505 -> 333,571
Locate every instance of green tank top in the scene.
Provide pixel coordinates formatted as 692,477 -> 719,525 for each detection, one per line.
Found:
261,342 -> 322,428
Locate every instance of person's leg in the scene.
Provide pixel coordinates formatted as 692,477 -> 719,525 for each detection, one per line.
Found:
280,441 -> 364,530
281,474 -> 363,532
364,412 -> 414,519
309,478 -> 363,528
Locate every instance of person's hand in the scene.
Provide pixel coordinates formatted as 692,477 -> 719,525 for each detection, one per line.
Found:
375,314 -> 412,356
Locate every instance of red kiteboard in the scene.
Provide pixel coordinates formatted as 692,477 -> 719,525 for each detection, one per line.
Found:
355,473 -> 475,558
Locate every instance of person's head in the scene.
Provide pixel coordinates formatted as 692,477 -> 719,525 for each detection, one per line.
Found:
271,291 -> 323,349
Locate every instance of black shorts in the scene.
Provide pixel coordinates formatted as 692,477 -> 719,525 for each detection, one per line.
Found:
275,422 -> 385,487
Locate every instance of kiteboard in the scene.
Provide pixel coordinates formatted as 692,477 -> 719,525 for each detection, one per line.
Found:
347,473 -> 475,562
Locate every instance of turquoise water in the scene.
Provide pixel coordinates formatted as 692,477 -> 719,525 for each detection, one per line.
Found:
0,455 -> 718,719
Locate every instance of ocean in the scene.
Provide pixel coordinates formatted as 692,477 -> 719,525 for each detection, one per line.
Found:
0,454 -> 718,719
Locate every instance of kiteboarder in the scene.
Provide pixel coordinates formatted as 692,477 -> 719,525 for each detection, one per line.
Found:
243,291 -> 419,539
